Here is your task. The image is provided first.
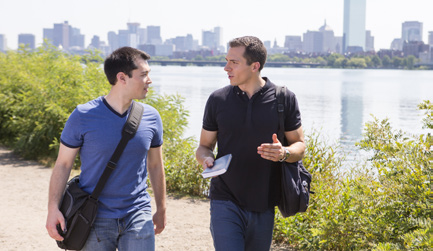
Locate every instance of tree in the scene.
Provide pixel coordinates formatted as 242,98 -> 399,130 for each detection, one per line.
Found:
194,55 -> 204,61
405,55 -> 416,69
371,55 -> 382,68
268,54 -> 290,62
348,58 -> 367,68
382,55 -> 392,68
393,56 -> 403,68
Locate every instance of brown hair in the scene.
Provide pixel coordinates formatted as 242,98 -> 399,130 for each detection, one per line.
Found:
228,36 -> 267,71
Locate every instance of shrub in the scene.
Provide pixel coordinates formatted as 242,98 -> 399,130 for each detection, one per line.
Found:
0,45 -> 107,159
0,45 -> 208,196
273,110 -> 431,250
144,94 -> 209,196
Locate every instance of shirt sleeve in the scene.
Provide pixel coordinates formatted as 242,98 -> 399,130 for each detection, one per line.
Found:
60,108 -> 83,148
202,93 -> 218,131
284,89 -> 302,131
150,109 -> 164,148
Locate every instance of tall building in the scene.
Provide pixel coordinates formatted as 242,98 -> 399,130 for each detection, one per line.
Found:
429,31 -> 433,63
319,21 -> 336,53
429,31 -> 433,46
303,31 -> 323,53
284,36 -> 302,52
107,23 -> 150,53
343,0 -> 366,53
107,31 -> 119,51
147,26 -> 162,45
213,26 -> 223,49
43,21 -> 85,50
18,34 -> 35,49
402,21 -> 423,42
391,38 -> 403,51
365,30 -> 375,52
53,21 -> 70,49
169,34 -> 195,52
202,27 -> 223,52
70,28 -> 85,48
90,35 -> 100,49
302,21 -> 338,54
0,34 -> 7,52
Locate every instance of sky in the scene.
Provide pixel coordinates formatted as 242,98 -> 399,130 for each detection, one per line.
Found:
0,0 -> 432,51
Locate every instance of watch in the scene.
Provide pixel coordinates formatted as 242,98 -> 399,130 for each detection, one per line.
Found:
279,147 -> 291,162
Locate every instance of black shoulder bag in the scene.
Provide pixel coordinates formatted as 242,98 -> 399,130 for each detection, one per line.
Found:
276,86 -> 313,218
56,101 -> 144,250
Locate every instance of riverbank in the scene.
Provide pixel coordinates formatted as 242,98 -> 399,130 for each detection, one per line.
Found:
0,146 -> 289,250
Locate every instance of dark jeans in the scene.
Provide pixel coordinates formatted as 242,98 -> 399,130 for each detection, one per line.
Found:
210,200 -> 275,251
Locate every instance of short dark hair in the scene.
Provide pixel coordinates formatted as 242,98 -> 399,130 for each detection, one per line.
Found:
229,36 -> 267,71
104,47 -> 151,85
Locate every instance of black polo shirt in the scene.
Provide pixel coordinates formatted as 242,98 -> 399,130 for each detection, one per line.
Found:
202,77 -> 302,212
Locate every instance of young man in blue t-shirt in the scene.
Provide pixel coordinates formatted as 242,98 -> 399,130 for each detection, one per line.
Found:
196,36 -> 306,251
46,47 -> 166,250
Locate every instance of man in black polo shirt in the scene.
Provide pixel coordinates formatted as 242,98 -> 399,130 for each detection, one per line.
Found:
196,36 -> 305,251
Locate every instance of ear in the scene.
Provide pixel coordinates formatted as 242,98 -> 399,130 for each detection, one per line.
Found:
116,72 -> 127,84
251,62 -> 261,72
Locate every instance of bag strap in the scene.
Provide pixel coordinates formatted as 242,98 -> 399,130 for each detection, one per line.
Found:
276,86 -> 286,144
90,101 -> 144,199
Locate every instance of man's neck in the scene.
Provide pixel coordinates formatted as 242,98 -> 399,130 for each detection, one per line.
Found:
238,76 -> 266,98
104,90 -> 133,115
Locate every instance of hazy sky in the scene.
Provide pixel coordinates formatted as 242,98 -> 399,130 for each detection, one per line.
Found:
0,0 -> 431,50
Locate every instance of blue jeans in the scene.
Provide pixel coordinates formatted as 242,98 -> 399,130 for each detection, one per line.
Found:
210,200 -> 275,251
81,210 -> 155,251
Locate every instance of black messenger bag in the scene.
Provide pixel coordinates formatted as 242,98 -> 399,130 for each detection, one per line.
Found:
275,86 -> 313,218
56,102 -> 144,250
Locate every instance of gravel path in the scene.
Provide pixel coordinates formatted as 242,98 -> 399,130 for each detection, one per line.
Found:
0,146 -> 288,250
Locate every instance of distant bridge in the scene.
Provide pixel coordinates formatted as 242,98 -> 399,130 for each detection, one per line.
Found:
149,60 -> 321,68
414,63 -> 433,70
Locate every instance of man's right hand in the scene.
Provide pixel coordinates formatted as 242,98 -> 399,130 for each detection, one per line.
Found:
46,207 -> 65,241
202,156 -> 215,170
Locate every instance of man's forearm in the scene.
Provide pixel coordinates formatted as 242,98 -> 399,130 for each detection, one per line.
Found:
195,145 -> 215,165
48,164 -> 72,210
148,164 -> 166,211
284,141 -> 306,163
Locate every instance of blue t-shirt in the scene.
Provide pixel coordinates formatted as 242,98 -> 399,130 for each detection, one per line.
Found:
61,96 -> 163,218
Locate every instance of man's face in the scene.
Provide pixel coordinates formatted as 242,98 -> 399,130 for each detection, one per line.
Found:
125,58 -> 152,99
224,46 -> 255,87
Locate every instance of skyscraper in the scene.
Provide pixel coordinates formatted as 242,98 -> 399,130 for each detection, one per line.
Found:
53,21 -> 70,49
402,21 -> 423,42
365,30 -> 374,52
284,36 -> 302,52
43,21 -> 84,50
202,27 -> 223,51
343,0 -> 366,53
429,31 -> 433,46
18,34 -> 35,49
0,34 -> 7,52
303,30 -> 323,53
147,26 -> 162,45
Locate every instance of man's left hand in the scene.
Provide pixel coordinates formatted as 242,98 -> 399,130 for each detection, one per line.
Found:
257,133 -> 284,162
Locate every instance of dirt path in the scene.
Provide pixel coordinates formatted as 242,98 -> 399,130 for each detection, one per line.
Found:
0,146 -> 288,250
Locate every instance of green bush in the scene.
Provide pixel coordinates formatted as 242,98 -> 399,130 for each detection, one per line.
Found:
273,113 -> 431,250
144,94 -> 209,196
0,45 -> 208,196
0,45 -> 108,159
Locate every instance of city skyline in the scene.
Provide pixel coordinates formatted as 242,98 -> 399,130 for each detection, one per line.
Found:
0,0 -> 431,50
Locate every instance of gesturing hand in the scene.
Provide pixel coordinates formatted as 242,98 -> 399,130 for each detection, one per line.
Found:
257,133 -> 284,162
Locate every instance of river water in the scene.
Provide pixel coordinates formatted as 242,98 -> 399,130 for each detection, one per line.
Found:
150,65 -> 433,161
